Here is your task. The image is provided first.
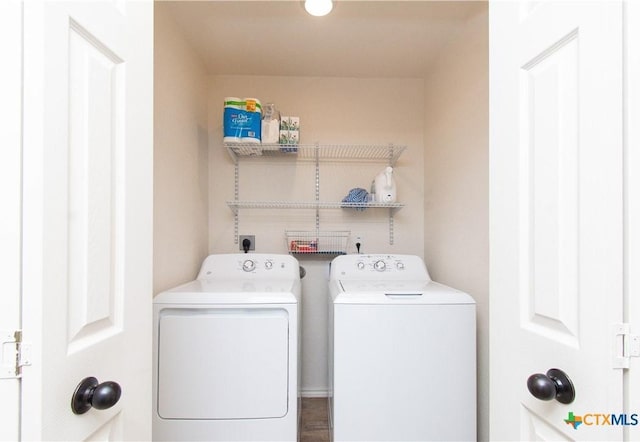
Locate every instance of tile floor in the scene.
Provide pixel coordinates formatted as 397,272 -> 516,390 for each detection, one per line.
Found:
300,398 -> 330,442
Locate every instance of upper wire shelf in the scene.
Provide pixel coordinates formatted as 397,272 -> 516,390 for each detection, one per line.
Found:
226,200 -> 404,213
225,143 -> 407,165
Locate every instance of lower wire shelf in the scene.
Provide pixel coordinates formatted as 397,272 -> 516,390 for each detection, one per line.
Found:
286,230 -> 350,256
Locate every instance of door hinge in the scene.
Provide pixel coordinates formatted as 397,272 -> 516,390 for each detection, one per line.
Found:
1,330 -> 32,379
613,323 -> 640,369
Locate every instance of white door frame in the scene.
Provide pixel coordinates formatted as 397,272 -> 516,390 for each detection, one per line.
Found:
625,1 -> 640,440
0,1 -> 23,440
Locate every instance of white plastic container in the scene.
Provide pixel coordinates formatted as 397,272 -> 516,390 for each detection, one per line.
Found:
373,166 -> 397,203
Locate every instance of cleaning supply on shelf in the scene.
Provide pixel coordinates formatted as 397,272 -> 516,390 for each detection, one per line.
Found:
279,116 -> 300,153
240,97 -> 262,144
279,117 -> 289,145
289,239 -> 318,254
223,97 -> 244,143
373,166 -> 397,203
289,116 -> 300,146
261,103 -> 280,145
341,187 -> 370,210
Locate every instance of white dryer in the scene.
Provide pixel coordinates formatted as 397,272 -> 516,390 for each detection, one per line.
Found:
328,254 -> 476,441
153,254 -> 301,441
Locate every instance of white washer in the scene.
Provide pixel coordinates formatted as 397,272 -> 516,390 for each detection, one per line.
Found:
328,254 -> 476,441
153,254 -> 301,441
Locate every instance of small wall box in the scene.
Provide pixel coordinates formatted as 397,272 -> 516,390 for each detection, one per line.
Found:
286,230 -> 350,256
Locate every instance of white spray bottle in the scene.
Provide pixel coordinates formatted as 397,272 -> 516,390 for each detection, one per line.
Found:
373,166 -> 397,203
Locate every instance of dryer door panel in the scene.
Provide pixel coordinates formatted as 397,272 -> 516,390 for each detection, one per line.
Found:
157,308 -> 289,419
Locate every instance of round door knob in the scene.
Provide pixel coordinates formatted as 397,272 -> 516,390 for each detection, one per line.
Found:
71,377 -> 122,415
527,368 -> 575,404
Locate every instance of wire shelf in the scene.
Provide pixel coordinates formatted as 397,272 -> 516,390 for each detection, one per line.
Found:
226,141 -> 406,246
286,230 -> 350,256
226,200 -> 404,212
225,143 -> 406,165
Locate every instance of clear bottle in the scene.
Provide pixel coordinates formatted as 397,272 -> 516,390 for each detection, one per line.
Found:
261,103 -> 281,144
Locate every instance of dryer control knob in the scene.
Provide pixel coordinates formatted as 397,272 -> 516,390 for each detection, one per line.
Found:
396,262 -> 405,270
357,261 -> 365,270
242,259 -> 256,272
265,260 -> 273,270
374,260 -> 386,271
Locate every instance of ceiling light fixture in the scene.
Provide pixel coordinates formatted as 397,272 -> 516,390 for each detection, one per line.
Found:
305,0 -> 333,17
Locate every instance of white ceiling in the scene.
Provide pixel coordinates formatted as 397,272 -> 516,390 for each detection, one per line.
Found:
158,1 -> 487,78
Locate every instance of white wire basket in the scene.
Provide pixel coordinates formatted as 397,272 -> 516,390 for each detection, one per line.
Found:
285,230 -> 350,256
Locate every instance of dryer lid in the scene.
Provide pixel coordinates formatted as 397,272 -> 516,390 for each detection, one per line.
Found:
154,278 -> 299,304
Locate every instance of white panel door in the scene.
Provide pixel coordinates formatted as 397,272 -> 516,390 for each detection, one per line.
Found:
490,1 -> 624,440
21,1 -> 153,440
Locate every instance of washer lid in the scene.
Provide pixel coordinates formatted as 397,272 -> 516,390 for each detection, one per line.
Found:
154,278 -> 298,304
335,280 -> 475,305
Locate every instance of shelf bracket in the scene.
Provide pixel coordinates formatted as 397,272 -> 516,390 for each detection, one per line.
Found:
234,163 -> 239,244
388,143 -> 395,244
389,208 -> 395,245
315,143 -> 320,234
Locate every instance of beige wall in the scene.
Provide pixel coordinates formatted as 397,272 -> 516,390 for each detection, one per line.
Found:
153,5 -> 210,294
208,76 -> 425,394
208,76 -> 425,256
423,7 -> 489,441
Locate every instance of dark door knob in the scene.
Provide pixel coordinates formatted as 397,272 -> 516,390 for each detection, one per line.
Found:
527,368 -> 575,404
71,377 -> 122,414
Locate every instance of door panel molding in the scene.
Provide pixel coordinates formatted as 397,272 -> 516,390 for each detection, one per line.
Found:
67,17 -> 125,351
519,29 -> 579,348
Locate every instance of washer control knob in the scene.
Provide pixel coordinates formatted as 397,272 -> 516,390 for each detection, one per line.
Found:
265,260 -> 273,270
396,262 -> 405,270
357,261 -> 365,270
374,260 -> 386,272
242,259 -> 256,272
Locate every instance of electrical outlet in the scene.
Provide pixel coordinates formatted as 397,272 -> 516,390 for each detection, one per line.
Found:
354,234 -> 363,254
239,235 -> 255,251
